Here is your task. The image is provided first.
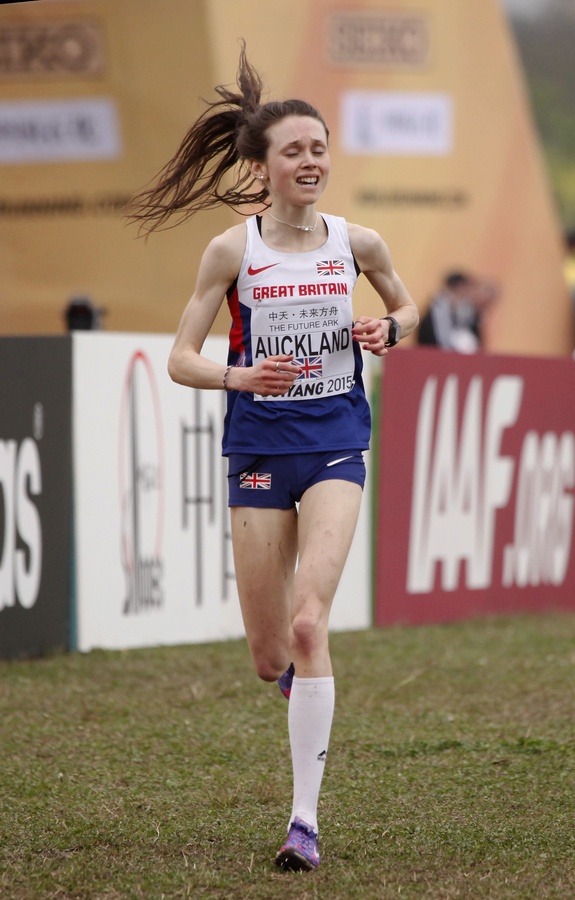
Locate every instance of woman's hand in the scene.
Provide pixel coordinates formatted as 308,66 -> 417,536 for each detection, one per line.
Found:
352,317 -> 390,357
231,354 -> 302,396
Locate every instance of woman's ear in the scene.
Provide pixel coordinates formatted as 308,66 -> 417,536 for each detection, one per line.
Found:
251,161 -> 267,183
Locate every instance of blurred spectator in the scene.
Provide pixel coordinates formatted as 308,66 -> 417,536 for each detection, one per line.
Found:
563,230 -> 575,331
416,271 -> 498,353
64,296 -> 106,331
563,230 -> 575,292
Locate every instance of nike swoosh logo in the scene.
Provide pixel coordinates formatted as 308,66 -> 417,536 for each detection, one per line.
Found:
247,263 -> 280,276
326,455 -> 355,467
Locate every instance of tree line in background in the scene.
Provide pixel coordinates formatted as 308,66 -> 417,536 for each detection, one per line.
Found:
509,0 -> 575,230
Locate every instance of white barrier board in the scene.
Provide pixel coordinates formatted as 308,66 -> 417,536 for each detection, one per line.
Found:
73,333 -> 371,651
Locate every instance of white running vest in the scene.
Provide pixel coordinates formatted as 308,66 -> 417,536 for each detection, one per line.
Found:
236,214 -> 359,403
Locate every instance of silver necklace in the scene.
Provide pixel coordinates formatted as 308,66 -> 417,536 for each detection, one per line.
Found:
267,211 -> 319,233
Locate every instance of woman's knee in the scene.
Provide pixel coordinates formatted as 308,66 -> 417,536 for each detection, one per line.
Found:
249,643 -> 288,682
291,605 -> 327,656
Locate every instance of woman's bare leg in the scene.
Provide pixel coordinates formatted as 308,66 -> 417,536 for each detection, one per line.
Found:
289,479 -> 363,676
230,505 -> 298,682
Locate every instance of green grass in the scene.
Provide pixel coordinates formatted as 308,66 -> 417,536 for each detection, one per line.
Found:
1,613 -> 574,898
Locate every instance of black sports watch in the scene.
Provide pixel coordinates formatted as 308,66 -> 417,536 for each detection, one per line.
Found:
382,316 -> 401,347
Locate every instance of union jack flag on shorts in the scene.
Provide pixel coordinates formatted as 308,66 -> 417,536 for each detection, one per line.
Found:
295,356 -> 323,378
316,259 -> 345,276
240,472 -> 272,489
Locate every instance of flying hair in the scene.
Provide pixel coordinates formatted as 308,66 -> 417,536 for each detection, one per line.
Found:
127,40 -> 329,234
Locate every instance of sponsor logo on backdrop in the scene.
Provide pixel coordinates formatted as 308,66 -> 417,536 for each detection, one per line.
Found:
408,374 -> 575,593
356,188 -> 468,209
341,90 -> 453,156
119,351 -> 165,615
0,403 -> 44,611
0,97 -> 122,164
327,12 -> 429,68
180,391 -> 236,605
0,192 -> 132,218
0,21 -> 105,77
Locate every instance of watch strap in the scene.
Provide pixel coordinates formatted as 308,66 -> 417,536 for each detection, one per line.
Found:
382,316 -> 401,347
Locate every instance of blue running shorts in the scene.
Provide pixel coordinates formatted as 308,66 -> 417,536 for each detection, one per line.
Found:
227,450 -> 366,509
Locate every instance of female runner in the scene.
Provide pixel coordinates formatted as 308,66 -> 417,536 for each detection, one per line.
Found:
129,42 -> 418,872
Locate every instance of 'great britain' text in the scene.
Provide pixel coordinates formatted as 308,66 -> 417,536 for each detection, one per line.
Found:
253,282 -> 348,300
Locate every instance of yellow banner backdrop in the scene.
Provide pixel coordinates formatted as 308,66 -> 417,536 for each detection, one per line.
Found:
0,0 -> 570,355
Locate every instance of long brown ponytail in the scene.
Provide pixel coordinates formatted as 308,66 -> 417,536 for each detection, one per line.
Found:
127,41 -> 328,234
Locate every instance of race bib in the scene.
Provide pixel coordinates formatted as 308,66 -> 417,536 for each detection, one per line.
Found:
251,300 -> 355,402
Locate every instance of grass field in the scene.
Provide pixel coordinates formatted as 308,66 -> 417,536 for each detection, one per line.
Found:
1,613 -> 574,899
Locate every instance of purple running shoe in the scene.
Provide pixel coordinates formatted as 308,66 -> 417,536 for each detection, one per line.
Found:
277,662 -> 294,700
275,817 -> 320,871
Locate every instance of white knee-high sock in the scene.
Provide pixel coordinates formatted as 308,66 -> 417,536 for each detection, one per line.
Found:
287,675 -> 335,835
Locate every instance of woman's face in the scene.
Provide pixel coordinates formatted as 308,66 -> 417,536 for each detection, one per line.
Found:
255,115 -> 330,208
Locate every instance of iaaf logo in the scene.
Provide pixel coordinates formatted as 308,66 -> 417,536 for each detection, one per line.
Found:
119,351 -> 165,614
408,374 -> 575,593
0,404 -> 44,611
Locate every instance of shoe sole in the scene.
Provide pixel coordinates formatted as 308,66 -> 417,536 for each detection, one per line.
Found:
275,848 -> 318,872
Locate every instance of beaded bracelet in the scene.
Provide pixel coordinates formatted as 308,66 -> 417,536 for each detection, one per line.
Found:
222,364 -> 233,391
